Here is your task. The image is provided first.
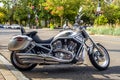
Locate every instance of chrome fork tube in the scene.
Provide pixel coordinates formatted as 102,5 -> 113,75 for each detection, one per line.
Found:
82,29 -> 104,56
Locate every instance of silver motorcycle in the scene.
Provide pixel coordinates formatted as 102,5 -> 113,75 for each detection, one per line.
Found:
8,7 -> 110,71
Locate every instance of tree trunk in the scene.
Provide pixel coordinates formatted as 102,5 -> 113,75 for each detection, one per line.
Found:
60,16 -> 63,27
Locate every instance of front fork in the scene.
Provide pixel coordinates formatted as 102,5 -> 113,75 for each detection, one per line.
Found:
88,42 -> 105,62
88,38 -> 104,57
81,28 -> 104,56
75,28 -> 104,62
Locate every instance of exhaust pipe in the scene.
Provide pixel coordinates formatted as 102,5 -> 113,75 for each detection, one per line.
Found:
16,53 -> 44,63
16,50 -> 74,64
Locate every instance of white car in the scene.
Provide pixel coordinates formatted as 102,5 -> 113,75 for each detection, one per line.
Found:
10,24 -> 21,29
4,24 -> 11,29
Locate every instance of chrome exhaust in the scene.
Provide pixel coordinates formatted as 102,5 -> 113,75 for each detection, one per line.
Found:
16,50 -> 74,64
16,53 -> 44,63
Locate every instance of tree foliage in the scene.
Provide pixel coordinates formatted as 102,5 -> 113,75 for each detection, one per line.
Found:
94,15 -> 108,25
43,0 -> 83,26
0,0 -> 120,27
0,7 -> 7,23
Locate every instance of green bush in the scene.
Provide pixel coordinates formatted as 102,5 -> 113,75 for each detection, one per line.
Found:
94,15 -> 108,25
113,28 -> 120,36
87,26 -> 120,36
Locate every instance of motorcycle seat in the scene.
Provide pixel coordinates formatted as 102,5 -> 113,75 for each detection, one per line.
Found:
24,31 -> 37,37
33,35 -> 54,44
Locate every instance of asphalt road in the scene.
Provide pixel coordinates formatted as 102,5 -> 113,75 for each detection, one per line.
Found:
0,29 -> 120,80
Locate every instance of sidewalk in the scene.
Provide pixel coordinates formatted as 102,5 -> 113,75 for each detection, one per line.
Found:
0,55 -> 17,80
0,48 -> 29,80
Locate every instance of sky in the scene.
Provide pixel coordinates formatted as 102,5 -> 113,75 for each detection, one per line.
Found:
0,3 -> 4,7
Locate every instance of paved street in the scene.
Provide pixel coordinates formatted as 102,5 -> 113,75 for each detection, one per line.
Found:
0,29 -> 120,80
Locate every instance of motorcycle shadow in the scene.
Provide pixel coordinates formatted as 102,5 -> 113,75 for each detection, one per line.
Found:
23,65 -> 120,80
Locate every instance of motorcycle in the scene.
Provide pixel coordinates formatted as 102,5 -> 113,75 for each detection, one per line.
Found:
8,7 -> 110,71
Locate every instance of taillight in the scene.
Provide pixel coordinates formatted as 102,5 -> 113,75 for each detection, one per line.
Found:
16,37 -> 24,41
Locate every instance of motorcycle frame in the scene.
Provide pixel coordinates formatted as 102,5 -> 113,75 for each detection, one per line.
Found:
28,29 -> 98,63
28,31 -> 86,60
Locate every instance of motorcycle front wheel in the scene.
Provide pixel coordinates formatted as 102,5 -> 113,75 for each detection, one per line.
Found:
11,50 -> 37,71
89,43 -> 110,71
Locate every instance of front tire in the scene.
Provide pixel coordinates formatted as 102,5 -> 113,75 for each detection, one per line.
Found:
89,43 -> 110,71
11,51 -> 37,71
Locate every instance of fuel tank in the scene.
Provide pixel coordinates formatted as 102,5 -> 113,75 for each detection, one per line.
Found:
54,30 -> 76,39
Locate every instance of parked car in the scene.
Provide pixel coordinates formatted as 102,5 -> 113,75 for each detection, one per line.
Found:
4,24 -> 11,29
0,24 -> 4,28
10,24 -> 21,29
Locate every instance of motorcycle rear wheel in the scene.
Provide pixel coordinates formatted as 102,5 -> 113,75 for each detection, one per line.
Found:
89,43 -> 110,71
11,50 -> 37,71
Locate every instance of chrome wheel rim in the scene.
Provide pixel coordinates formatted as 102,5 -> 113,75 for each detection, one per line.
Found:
93,46 -> 109,67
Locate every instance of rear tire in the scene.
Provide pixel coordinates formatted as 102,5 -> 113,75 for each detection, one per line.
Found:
89,43 -> 110,71
11,51 -> 37,71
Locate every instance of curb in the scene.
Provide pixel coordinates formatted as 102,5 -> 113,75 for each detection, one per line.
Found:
0,54 -> 29,80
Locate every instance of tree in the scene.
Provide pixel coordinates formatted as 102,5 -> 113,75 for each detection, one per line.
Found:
81,0 -> 97,25
1,0 -> 120,27
43,0 -> 83,27
94,15 -> 108,25
0,7 -> 7,23
43,0 -> 64,27
1,0 -> 16,24
103,4 -> 120,26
